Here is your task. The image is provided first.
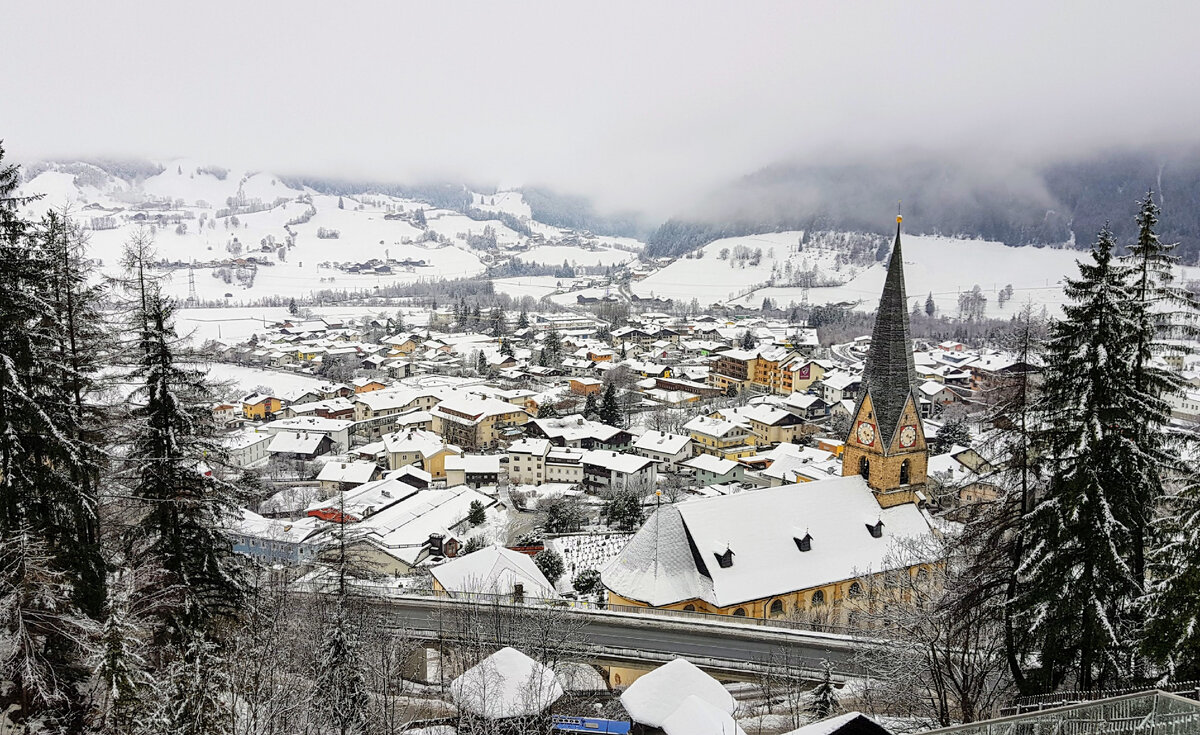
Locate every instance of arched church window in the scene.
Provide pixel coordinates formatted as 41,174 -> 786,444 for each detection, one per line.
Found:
848,581 -> 863,598
859,456 -> 870,478
733,607 -> 747,617
770,599 -> 785,617
812,590 -> 825,605
900,459 -> 910,486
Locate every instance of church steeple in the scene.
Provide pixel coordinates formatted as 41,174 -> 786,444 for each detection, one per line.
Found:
841,214 -> 927,507
862,215 -> 917,449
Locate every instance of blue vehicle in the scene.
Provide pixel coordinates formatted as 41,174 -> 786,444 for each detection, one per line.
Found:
550,715 -> 632,733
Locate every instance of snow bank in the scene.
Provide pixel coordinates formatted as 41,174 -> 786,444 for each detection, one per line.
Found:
662,694 -> 746,735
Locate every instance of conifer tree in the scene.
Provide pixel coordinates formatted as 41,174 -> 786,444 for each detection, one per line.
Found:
809,660 -> 839,719
1016,227 -> 1144,691
126,281 -> 243,644
0,149 -> 102,724
517,308 -> 529,330
925,292 -> 936,317
313,493 -> 367,735
583,392 -> 599,420
598,384 -> 621,427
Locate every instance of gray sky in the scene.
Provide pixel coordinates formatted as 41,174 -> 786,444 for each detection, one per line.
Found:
4,1 -> 1199,216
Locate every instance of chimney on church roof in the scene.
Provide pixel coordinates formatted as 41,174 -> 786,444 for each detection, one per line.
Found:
861,215 -> 918,449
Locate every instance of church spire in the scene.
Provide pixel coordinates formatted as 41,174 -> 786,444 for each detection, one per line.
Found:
861,215 -> 917,449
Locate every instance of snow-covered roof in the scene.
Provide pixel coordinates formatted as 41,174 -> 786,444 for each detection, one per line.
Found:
531,414 -> 624,443
684,415 -> 744,438
306,477 -> 418,519
633,430 -> 692,455
508,438 -> 551,456
449,647 -> 563,720
581,450 -> 656,475
445,454 -> 502,474
604,475 -> 936,607
267,431 -> 328,454
683,453 -> 738,475
233,509 -> 322,544
356,486 -> 495,564
382,428 -> 449,459
315,461 -> 378,485
431,545 -> 555,598
662,695 -> 747,735
264,416 -> 353,433
782,712 -> 888,735
620,658 -> 735,728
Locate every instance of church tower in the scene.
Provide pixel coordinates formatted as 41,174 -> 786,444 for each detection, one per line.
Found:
841,215 -> 927,508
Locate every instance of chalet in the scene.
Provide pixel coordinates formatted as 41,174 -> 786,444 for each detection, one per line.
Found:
684,415 -> 755,460
569,377 -> 603,395
382,428 -> 459,478
682,453 -> 744,485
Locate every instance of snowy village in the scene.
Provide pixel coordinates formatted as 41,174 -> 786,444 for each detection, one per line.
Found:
5,3 -> 1200,735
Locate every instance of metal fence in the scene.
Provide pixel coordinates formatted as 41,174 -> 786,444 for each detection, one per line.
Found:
927,690 -> 1200,734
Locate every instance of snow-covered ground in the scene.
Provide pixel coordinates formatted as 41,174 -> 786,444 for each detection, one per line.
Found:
17,161 -> 645,306
198,362 -> 328,397
519,244 -> 635,268
633,230 -> 1110,317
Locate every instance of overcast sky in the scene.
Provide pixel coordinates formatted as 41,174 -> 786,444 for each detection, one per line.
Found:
3,1 -> 1199,216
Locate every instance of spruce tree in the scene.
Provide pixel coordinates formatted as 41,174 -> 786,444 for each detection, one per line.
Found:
598,384 -> 621,427
583,392 -> 599,420
313,493 -> 367,735
1016,227 -> 1144,691
127,285 -> 243,641
925,292 -> 936,318
0,150 -> 102,724
517,308 -> 529,330
809,660 -> 839,719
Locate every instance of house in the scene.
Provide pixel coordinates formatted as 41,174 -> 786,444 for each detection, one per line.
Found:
684,415 -> 755,460
305,477 -> 420,523
231,510 -> 323,565
569,377 -> 603,395
382,428 -> 460,478
342,485 -> 498,574
817,371 -> 862,405
222,430 -> 272,467
444,454 -> 502,488
242,393 -> 282,420
581,450 -> 657,494
316,460 -> 382,493
682,453 -> 744,485
506,438 -> 585,486
722,403 -> 808,446
352,377 -> 389,394
430,395 -> 531,451
708,348 -> 759,393
782,713 -> 891,735
784,391 -> 829,420
266,431 -> 334,460
526,414 -> 632,451
430,544 -> 556,600
213,402 -> 240,425
632,430 -> 693,470
386,464 -> 433,490
261,416 -> 353,453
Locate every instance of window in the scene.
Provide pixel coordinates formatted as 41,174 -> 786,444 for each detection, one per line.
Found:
683,604 -> 696,612
795,534 -> 813,552
859,456 -> 870,478
867,520 -> 884,538
714,547 -> 735,569
733,607 -> 747,617
900,459 -> 910,486
770,599 -> 785,617
811,590 -> 825,606
848,581 -> 863,598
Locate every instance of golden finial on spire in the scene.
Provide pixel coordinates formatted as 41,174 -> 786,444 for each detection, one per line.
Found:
897,201 -> 903,224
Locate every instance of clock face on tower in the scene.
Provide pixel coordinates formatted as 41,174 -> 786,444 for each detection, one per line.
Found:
856,421 -> 876,446
899,424 -> 918,448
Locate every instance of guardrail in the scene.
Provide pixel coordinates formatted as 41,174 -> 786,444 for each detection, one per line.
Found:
1004,680 -> 1200,715
344,583 -> 867,638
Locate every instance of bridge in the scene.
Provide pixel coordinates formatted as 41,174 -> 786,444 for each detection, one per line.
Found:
359,591 -> 872,683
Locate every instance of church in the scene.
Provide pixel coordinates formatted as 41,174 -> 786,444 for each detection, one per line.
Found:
601,216 -> 938,622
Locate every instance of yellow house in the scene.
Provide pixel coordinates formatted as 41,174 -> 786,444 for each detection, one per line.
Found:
382,428 -> 460,478
242,394 -> 282,420
683,415 -> 756,459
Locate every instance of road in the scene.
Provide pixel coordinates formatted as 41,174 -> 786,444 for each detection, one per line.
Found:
363,595 -> 866,681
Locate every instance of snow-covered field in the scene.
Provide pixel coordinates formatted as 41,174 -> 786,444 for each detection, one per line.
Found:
198,362 -> 327,398
519,245 -> 635,268
19,162 -> 646,304
634,230 -> 1105,317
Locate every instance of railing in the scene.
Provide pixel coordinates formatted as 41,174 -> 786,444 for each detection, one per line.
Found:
1005,680 -> 1200,714
932,690 -> 1200,734
344,582 -> 866,638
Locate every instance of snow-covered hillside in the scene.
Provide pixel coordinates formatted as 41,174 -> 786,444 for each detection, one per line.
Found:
633,230 -> 1099,318
17,161 -> 642,304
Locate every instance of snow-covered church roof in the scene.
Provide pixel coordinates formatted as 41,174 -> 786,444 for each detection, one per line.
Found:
603,475 -> 936,608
